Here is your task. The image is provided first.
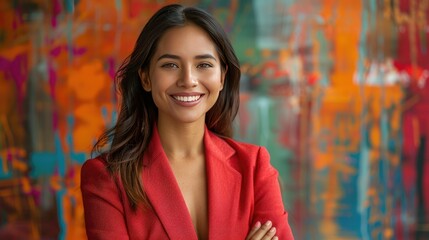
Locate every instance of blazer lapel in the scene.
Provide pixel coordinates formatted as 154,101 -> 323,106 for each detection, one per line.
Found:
204,128 -> 242,239
142,128 -> 198,240
141,126 -> 242,239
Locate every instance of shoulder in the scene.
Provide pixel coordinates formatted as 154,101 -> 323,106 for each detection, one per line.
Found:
210,132 -> 270,167
81,156 -> 114,188
81,156 -> 108,175
223,137 -> 267,157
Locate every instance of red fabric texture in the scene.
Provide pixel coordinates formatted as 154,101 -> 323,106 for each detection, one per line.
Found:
81,126 -> 294,240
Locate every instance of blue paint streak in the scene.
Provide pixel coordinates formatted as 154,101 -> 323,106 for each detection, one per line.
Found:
0,156 -> 12,179
66,114 -> 74,147
357,0 -> 370,226
111,110 -> 117,126
66,114 -> 87,164
358,139 -> 370,240
56,189 -> 66,240
337,153 -> 361,236
101,106 -> 108,120
55,132 -> 66,177
29,152 -> 57,178
71,152 -> 86,164
63,0 -> 74,13
317,30 -> 331,86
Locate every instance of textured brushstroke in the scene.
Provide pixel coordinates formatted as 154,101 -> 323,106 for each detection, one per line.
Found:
0,0 -> 428,239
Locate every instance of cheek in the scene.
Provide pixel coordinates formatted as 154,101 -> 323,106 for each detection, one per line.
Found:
149,81 -> 166,106
208,83 -> 222,102
207,72 -> 224,91
150,74 -> 171,93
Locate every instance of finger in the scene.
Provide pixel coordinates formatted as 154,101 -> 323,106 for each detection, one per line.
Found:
272,236 -> 278,240
246,221 -> 261,240
248,221 -> 272,240
261,227 -> 276,240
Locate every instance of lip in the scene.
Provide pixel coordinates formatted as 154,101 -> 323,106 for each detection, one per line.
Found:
170,92 -> 204,107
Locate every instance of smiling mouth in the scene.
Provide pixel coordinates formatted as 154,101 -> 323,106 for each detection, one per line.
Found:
172,95 -> 203,102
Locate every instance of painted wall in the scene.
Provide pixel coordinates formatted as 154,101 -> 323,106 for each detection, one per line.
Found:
0,0 -> 428,239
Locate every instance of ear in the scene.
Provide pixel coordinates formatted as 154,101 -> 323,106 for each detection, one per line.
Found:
138,68 -> 151,92
220,65 -> 228,91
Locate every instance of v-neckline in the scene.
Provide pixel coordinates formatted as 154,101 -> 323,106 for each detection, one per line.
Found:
141,126 -> 241,239
168,153 -> 208,239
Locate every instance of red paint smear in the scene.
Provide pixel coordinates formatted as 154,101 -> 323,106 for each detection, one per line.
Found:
395,1 -> 429,225
393,0 -> 429,69
51,0 -> 62,28
399,0 -> 411,13
307,72 -> 319,85
12,8 -> 23,30
129,1 -> 163,18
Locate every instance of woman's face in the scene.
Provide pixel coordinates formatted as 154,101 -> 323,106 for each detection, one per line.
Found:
141,23 -> 225,126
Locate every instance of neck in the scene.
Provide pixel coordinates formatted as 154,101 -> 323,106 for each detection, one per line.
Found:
157,119 -> 205,163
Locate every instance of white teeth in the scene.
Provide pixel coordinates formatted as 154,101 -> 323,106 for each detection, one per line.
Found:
173,95 -> 201,102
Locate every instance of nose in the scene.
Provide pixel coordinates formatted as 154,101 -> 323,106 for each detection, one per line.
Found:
178,66 -> 198,88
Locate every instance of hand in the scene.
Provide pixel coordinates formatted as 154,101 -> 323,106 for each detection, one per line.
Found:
246,221 -> 278,240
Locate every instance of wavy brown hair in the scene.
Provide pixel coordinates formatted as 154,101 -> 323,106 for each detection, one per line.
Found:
92,4 -> 241,210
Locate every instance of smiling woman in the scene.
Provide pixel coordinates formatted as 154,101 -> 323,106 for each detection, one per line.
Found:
141,23 -> 225,125
80,4 -> 294,240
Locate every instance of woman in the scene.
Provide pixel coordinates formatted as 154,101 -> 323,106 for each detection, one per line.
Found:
81,4 -> 294,240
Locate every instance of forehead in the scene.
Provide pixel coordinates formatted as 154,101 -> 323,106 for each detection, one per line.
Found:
154,24 -> 219,58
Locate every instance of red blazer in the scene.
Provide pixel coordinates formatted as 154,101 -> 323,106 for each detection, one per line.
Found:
81,126 -> 294,239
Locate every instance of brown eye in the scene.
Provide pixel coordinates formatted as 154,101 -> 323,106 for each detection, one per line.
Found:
161,63 -> 178,69
197,63 -> 213,69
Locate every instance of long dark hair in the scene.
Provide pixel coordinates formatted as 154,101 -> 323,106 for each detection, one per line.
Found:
92,4 -> 241,210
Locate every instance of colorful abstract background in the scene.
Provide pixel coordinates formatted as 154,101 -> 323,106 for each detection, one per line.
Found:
1,0 -> 429,239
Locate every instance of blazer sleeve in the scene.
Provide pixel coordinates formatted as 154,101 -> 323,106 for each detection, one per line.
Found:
253,147 -> 294,239
80,158 -> 129,240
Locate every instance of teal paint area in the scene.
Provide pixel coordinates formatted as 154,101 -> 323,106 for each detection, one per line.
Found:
336,152 -> 361,238
29,152 -> 57,178
0,156 -> 12,179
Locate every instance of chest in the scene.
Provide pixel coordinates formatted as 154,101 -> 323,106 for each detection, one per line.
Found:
132,142 -> 254,240
170,159 -> 208,240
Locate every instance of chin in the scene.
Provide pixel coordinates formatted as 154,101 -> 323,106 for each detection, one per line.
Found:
174,114 -> 206,124
179,118 -> 204,124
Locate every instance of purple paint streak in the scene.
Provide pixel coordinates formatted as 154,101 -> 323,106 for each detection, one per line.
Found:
0,54 -> 28,113
50,45 -> 62,57
48,63 -> 56,100
67,167 -> 75,179
73,47 -> 87,56
108,57 -> 116,80
6,151 -> 12,162
51,0 -> 62,28
50,45 -> 87,57
29,188 -> 41,206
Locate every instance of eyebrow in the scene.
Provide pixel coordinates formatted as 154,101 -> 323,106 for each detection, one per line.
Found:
157,53 -> 217,62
